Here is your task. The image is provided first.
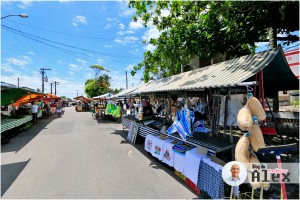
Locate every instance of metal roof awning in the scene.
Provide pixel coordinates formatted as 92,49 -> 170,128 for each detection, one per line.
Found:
92,93 -> 113,100
131,47 -> 298,97
109,85 -> 142,99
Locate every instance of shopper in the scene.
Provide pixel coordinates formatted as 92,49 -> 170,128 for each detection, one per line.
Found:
31,101 -> 39,124
57,102 -> 62,118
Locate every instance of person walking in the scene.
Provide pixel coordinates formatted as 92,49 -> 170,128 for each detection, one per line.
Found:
43,102 -> 51,118
31,101 -> 39,124
57,102 -> 62,118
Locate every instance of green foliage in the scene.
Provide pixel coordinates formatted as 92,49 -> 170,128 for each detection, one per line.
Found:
90,64 -> 110,78
110,88 -> 124,94
84,74 -> 111,98
129,1 -> 299,82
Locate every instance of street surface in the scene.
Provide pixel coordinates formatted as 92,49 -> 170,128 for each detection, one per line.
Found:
1,107 -> 197,199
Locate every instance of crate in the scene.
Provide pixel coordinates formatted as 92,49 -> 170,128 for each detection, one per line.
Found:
186,178 -> 200,196
175,170 -> 186,182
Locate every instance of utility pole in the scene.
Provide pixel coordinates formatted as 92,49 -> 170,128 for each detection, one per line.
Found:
40,68 -> 51,93
50,82 -> 53,94
76,90 -> 79,97
54,81 -> 60,96
125,70 -> 128,89
17,78 -> 19,88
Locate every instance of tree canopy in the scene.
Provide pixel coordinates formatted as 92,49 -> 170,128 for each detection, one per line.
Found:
129,1 -> 299,82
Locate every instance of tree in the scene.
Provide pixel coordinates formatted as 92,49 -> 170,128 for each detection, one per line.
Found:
90,64 -> 110,79
110,87 -> 124,94
84,74 -> 111,98
60,96 -> 66,99
129,1 -> 299,82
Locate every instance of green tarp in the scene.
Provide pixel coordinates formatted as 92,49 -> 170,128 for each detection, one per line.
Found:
1,88 -> 40,106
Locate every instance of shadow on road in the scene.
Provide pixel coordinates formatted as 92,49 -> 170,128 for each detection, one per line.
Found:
1,159 -> 31,197
111,129 -> 198,195
1,114 -> 58,153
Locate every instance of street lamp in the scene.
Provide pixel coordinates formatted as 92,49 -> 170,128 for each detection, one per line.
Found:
1,14 -> 28,19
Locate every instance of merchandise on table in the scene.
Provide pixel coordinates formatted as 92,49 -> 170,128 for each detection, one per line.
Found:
197,157 -> 224,199
182,148 -> 207,186
162,140 -> 175,167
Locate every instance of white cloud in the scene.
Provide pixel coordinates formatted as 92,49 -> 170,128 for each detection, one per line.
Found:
117,31 -> 124,36
255,42 -> 269,47
18,1 -> 32,9
104,24 -> 112,29
58,0 -> 72,3
69,63 -> 82,71
125,64 -> 134,71
76,58 -> 88,66
97,58 -> 105,64
106,18 -> 117,22
104,45 -> 113,48
118,1 -> 136,17
7,56 -> 31,67
126,30 -> 135,34
114,36 -> 139,45
114,38 -> 123,44
102,6 -> 106,10
119,23 -> 125,30
28,51 -> 35,55
129,49 -> 139,55
129,18 -> 144,29
72,16 -> 87,26
142,24 -> 160,52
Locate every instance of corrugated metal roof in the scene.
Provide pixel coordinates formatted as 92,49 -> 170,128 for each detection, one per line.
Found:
92,93 -> 113,99
109,85 -> 142,99
132,47 -> 297,95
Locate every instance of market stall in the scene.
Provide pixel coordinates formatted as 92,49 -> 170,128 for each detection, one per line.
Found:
73,96 -> 91,112
119,47 -> 299,198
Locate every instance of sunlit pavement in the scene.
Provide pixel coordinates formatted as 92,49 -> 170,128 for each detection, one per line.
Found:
1,107 -> 197,199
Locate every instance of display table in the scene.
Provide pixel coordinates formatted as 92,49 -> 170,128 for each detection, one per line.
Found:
122,116 -> 239,156
1,115 -> 32,133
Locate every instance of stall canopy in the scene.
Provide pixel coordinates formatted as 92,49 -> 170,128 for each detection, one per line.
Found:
131,47 -> 298,98
92,93 -> 113,100
109,85 -> 142,99
1,88 -> 41,106
73,95 -> 91,102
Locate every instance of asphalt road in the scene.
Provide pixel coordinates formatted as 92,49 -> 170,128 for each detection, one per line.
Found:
1,107 -> 197,199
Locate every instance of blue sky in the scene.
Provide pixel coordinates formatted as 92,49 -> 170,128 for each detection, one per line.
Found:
1,1 -> 299,99
1,0 -> 160,98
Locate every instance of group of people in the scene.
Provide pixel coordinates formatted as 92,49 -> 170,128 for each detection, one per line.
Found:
30,100 -> 63,124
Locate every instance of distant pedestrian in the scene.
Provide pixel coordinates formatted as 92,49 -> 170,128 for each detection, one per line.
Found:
57,102 -> 62,118
43,101 -> 51,118
31,101 -> 39,124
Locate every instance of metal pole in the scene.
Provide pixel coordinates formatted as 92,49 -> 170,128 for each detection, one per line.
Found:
50,83 -> 53,94
76,90 -> 78,97
42,71 -> 45,93
55,81 -> 56,96
17,78 -> 19,88
126,70 -> 128,89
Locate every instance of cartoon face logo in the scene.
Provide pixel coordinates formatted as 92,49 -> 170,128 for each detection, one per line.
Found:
155,146 -> 161,154
147,140 -> 152,150
164,150 -> 171,160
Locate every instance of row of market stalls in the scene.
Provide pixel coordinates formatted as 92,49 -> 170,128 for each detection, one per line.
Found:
1,88 -> 61,141
107,47 -> 298,198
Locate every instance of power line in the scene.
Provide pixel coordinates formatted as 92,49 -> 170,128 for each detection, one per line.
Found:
2,26 -> 142,65
4,19 -> 120,41
2,25 -> 141,59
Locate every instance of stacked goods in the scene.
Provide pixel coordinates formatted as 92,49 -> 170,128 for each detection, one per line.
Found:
235,96 -> 269,189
